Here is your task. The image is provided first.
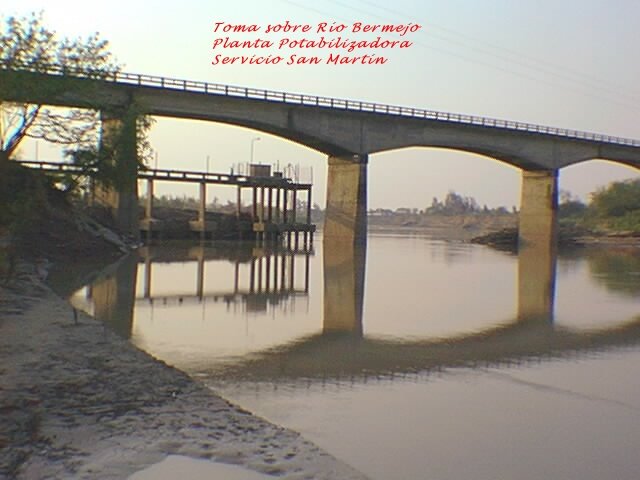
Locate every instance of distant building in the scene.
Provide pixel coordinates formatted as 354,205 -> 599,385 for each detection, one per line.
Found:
368,208 -> 394,216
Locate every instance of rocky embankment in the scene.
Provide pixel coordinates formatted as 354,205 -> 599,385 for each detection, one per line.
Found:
471,226 -> 640,250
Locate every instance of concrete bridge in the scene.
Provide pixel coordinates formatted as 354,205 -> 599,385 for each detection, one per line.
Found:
3,64 -> 640,246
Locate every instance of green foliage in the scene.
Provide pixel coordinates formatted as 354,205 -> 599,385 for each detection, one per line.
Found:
0,12 -> 121,157
558,180 -> 640,232
558,199 -> 587,219
0,12 -> 116,73
590,179 -> 640,218
558,189 -> 588,219
604,210 -> 640,233
64,103 -> 155,192
1,13 -> 156,196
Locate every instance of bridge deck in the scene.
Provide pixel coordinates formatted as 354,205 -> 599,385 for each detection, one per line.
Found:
3,63 -> 639,149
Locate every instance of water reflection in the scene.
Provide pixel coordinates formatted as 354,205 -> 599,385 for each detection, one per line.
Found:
323,239 -> 366,336
91,254 -> 138,338
588,248 -> 640,297
70,238 -> 640,382
137,244 -> 311,313
66,238 -> 640,480
517,242 -> 556,324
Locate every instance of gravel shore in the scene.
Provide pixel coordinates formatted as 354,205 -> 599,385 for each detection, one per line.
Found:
0,261 -> 368,480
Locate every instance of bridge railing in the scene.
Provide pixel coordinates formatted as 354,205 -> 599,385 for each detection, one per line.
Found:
3,62 -> 640,148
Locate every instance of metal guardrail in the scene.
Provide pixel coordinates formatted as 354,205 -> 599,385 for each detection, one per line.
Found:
16,160 -> 312,188
3,63 -> 640,148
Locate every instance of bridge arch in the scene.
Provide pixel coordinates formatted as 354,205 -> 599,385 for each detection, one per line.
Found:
559,156 -> 640,171
556,158 -> 640,208
370,144 -> 523,170
368,146 -> 521,214
5,67 -> 640,241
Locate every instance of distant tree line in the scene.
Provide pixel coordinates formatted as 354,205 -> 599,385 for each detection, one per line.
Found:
142,179 -> 640,233
369,191 -> 515,217
426,191 -> 516,215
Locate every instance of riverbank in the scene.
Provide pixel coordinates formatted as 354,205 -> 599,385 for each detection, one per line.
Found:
470,227 -> 640,251
0,260 -> 368,480
368,213 -> 517,241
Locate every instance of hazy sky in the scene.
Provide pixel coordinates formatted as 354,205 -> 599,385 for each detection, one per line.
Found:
6,0 -> 640,208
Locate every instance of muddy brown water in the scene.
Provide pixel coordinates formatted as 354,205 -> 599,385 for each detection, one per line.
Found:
71,234 -> 640,480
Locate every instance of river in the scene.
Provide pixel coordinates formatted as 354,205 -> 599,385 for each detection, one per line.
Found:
70,234 -> 640,480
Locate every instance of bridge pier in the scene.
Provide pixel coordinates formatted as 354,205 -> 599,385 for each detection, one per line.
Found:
275,186 -> 281,223
518,170 -> 558,249
324,154 -> 368,245
198,182 -> 207,239
94,110 -> 140,238
516,169 -> 558,324
142,179 -> 154,240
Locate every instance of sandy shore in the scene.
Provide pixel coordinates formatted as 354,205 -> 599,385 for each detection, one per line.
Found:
0,261 -> 368,480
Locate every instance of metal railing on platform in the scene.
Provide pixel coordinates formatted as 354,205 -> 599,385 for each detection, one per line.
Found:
15,160 -> 312,188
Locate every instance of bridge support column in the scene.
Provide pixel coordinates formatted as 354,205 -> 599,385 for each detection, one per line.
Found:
275,187 -> 281,223
324,154 -> 368,245
198,182 -> 207,239
517,169 -> 558,324
145,179 -> 154,220
519,170 -> 558,249
252,186 -> 258,221
96,110 -> 140,238
283,187 -> 289,223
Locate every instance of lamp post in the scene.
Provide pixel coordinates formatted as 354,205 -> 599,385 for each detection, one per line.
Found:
250,137 -> 261,164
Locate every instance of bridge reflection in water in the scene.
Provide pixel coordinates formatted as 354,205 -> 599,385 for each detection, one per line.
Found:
138,245 -> 311,312
72,238 -> 640,384
75,243 -> 313,339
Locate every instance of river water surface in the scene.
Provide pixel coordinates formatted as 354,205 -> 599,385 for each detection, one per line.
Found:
71,234 -> 640,480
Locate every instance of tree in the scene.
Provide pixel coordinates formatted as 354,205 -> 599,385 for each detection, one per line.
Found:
590,179 -> 640,218
0,12 -> 121,163
63,104 -> 154,192
443,191 -> 479,214
558,189 -> 587,218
